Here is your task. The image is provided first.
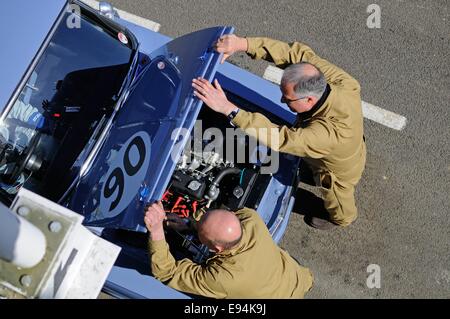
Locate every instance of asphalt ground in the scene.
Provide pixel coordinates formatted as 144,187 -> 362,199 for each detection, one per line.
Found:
107,0 -> 449,298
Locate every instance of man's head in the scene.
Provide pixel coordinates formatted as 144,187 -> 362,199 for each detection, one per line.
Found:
280,62 -> 327,113
197,209 -> 243,253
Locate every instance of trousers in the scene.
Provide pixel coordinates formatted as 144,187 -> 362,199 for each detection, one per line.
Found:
314,171 -> 358,226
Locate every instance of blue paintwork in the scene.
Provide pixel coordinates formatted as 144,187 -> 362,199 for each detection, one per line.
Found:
257,154 -> 299,240
68,26 -> 234,231
117,19 -> 171,54
103,266 -> 189,299
0,0 -> 67,114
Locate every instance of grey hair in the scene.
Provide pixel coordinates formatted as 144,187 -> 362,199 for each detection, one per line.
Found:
281,62 -> 327,99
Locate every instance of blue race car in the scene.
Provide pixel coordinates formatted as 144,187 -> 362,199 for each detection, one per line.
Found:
0,0 -> 301,298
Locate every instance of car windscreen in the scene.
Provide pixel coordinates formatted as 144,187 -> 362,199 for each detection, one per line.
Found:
0,10 -> 134,203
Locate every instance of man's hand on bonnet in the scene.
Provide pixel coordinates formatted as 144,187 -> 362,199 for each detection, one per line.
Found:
214,34 -> 248,64
192,78 -> 236,116
144,201 -> 166,240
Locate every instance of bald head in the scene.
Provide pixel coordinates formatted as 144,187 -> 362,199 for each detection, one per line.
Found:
198,209 -> 242,252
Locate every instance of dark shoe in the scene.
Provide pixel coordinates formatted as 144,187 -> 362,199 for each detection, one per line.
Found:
294,187 -> 338,230
304,214 -> 338,230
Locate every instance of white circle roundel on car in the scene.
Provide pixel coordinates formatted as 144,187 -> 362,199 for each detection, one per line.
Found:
96,131 -> 151,220
118,32 -> 128,45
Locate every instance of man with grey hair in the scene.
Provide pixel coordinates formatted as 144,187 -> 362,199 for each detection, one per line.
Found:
192,35 -> 366,230
145,201 -> 313,298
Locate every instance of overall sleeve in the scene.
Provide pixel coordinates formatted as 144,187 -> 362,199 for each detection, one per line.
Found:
149,239 -> 227,298
246,37 -> 360,92
232,110 -> 338,158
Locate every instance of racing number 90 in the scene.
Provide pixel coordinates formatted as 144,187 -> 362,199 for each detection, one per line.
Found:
104,136 -> 146,212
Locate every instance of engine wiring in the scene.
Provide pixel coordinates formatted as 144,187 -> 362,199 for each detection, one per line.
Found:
162,190 -> 203,218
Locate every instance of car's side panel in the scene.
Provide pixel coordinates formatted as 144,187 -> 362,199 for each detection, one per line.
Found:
103,266 -> 189,299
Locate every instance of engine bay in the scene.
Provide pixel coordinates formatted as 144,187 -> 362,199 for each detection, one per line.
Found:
164,150 -> 258,216
162,105 -> 262,263
102,100 -> 284,267
163,150 -> 259,262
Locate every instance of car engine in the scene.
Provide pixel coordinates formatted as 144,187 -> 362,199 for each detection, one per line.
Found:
163,146 -> 259,263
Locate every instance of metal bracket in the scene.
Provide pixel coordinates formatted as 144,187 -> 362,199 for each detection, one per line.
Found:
0,188 -> 120,299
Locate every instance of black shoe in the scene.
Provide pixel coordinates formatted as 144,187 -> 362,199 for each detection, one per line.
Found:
304,214 -> 338,230
294,187 -> 338,230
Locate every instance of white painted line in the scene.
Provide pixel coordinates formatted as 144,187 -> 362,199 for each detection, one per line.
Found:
361,101 -> 407,131
263,65 -> 285,85
113,7 -> 160,32
263,65 -> 407,131
81,0 -> 161,32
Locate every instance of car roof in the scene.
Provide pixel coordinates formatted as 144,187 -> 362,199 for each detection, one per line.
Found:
0,0 -> 67,114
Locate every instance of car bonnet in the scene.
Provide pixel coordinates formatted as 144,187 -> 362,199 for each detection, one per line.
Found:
68,26 -> 234,231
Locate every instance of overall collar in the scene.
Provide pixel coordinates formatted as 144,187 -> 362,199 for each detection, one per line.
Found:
293,83 -> 332,127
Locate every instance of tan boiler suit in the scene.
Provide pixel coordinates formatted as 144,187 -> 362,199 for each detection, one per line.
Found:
149,207 -> 313,298
231,37 -> 366,226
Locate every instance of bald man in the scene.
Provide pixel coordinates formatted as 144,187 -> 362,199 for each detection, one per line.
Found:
145,202 -> 313,298
192,35 -> 366,230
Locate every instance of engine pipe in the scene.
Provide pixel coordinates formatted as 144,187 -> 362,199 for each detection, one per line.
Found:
211,167 -> 241,186
206,167 -> 241,202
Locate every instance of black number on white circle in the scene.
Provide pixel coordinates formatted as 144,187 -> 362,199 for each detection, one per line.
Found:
104,167 -> 124,212
124,136 -> 145,176
103,136 -> 146,212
